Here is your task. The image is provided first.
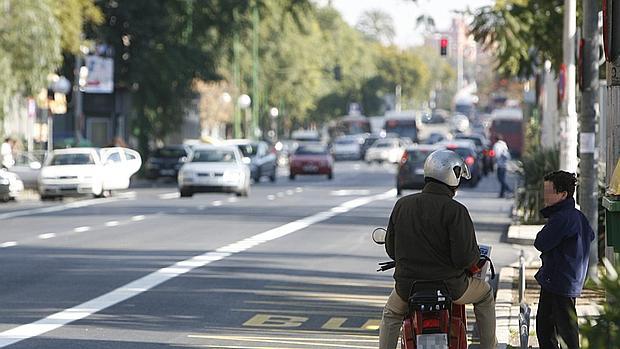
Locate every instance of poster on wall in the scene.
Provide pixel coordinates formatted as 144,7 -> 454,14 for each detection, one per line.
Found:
82,55 -> 114,94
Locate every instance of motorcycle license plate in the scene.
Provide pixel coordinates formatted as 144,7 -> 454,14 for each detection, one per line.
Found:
416,334 -> 448,349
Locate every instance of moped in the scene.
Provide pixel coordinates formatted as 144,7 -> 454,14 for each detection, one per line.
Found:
373,227 -> 494,349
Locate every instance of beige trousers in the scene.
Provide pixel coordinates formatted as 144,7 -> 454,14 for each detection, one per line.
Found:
378,277 -> 497,349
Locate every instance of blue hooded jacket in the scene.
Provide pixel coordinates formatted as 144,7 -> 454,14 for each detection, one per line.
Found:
534,197 -> 595,297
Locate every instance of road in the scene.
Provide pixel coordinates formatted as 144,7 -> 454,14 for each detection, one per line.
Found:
0,161 -> 536,348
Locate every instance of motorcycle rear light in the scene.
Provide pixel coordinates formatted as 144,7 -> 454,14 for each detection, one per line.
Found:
489,150 -> 495,157
422,318 -> 440,329
465,156 -> 475,166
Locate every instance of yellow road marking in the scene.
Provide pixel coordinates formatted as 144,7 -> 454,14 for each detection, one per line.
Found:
187,334 -> 377,348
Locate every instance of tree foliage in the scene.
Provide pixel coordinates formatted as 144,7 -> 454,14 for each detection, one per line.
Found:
356,9 -> 396,44
469,0 -> 568,77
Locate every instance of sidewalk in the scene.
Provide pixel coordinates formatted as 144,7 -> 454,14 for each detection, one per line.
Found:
496,228 -> 605,348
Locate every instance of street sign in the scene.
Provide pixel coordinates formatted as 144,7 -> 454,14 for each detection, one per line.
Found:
82,56 -> 114,93
558,64 -> 567,103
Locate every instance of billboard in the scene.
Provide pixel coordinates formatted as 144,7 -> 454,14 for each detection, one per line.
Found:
82,55 -> 114,94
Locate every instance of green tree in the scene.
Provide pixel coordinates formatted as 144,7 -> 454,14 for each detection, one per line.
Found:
91,0 -> 312,154
0,0 -> 62,121
469,0 -> 571,77
355,9 -> 396,44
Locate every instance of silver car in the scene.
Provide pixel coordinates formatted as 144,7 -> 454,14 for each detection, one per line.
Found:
178,145 -> 250,198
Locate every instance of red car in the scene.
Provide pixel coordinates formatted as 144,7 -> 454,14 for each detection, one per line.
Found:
289,143 -> 333,180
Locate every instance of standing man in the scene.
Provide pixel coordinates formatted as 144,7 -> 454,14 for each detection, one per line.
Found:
1,137 -> 15,169
492,134 -> 512,198
535,171 -> 595,349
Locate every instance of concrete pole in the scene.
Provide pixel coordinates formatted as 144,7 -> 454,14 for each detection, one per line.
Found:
580,0 -> 599,278
73,53 -> 84,144
233,28 -> 241,139
560,0 -> 579,174
251,4 -> 260,140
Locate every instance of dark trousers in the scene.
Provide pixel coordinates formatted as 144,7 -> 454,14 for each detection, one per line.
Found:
496,166 -> 512,197
536,288 -> 579,349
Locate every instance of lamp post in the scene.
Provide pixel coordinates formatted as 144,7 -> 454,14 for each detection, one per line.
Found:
47,74 -> 71,152
238,94 -> 251,138
269,107 -> 279,142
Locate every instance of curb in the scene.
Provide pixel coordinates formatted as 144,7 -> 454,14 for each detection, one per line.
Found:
496,266 -> 520,348
505,224 -> 542,245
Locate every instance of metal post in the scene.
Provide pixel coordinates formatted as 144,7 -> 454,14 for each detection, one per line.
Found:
46,109 -> 53,153
560,0 -> 579,174
581,0 -> 600,279
252,4 -> 260,140
233,10 -> 241,139
74,53 -> 83,144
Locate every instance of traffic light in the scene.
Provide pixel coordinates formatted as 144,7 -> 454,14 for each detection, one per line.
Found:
440,38 -> 448,56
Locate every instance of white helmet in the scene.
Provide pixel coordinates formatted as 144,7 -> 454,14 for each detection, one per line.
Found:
424,150 -> 471,187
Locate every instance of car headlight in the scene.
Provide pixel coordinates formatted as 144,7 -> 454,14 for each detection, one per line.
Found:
223,171 -> 241,181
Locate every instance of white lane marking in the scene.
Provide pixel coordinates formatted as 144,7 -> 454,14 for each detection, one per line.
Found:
276,192 -> 285,198
0,196 -> 129,221
104,221 -> 119,227
116,191 -> 136,199
295,187 -> 303,193
212,201 -> 223,207
285,190 -> 294,195
38,233 -> 56,240
158,192 -> 180,200
227,197 -> 238,203
73,226 -> 91,233
0,241 -> 17,248
0,189 -> 396,347
330,189 -> 371,196
267,195 -> 275,201
353,164 -> 361,170
197,205 -> 206,210
131,215 -> 145,222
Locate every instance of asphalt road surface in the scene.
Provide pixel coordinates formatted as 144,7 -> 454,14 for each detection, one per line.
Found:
0,161 -> 536,348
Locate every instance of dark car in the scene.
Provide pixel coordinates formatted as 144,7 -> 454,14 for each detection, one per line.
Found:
360,133 -> 381,158
454,133 -> 494,175
439,140 -> 483,187
225,139 -> 277,183
396,144 -> 445,196
145,145 -> 192,179
289,143 -> 333,180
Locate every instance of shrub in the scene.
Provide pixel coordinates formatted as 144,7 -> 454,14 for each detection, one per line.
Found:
581,260 -> 619,348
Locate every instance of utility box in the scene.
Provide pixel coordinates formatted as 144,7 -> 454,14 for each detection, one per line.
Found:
603,196 -> 620,252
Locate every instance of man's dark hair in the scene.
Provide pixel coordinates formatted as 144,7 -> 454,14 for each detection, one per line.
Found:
544,171 -> 577,197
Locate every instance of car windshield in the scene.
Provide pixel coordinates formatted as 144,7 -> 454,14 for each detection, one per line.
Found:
335,138 -> 356,145
407,149 -> 433,162
455,136 -> 483,147
493,120 -> 521,133
452,148 -> 474,159
375,140 -> 396,148
192,150 -> 236,163
295,145 -> 328,155
236,144 -> 258,157
153,148 -> 186,158
50,153 -> 95,165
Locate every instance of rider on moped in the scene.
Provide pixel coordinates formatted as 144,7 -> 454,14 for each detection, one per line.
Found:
379,149 -> 497,349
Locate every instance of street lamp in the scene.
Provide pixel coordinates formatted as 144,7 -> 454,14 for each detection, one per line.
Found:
238,94 -> 251,138
269,107 -> 279,141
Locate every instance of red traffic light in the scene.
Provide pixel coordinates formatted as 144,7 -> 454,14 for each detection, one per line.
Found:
440,37 -> 448,56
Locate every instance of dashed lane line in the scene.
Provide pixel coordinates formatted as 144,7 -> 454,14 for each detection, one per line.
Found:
0,241 -> 17,248
37,233 -> 56,240
0,189 -> 395,347
0,194 -> 135,221
158,192 -> 180,200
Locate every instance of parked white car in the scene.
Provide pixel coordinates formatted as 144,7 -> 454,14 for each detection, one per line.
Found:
177,144 -> 250,198
364,138 -> 409,164
38,147 -> 141,200
0,170 -> 24,202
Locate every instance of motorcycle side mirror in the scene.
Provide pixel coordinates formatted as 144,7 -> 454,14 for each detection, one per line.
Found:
372,227 -> 387,245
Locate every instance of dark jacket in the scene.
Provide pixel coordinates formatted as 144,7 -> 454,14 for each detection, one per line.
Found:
386,181 -> 480,301
534,197 -> 595,297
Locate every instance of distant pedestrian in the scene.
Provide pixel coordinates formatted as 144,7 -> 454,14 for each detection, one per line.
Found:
535,171 -> 595,349
1,137 -> 15,169
492,134 -> 512,198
